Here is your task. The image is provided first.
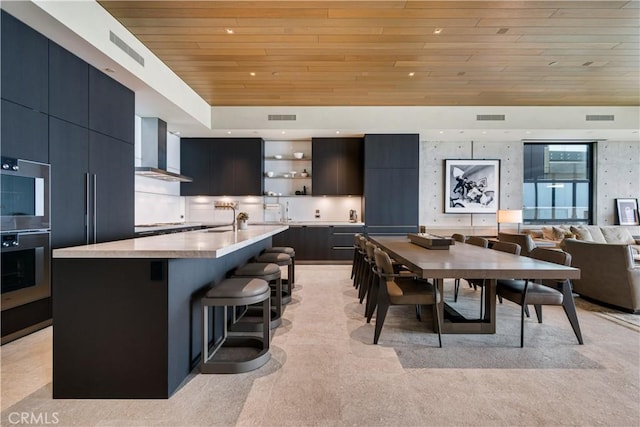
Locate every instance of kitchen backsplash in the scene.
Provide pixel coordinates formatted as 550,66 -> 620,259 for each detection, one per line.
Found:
186,196 -> 363,224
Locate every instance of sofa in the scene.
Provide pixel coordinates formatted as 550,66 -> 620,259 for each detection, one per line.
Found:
562,238 -> 640,313
525,225 -> 640,254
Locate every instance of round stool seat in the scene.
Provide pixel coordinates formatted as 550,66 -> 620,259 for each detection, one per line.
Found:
255,252 -> 291,265
264,246 -> 295,256
234,262 -> 280,277
205,278 -> 269,300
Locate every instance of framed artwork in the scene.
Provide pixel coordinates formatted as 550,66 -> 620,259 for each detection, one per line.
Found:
445,159 -> 500,213
615,198 -> 639,225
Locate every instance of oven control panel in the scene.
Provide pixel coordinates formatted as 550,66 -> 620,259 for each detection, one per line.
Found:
1,234 -> 19,248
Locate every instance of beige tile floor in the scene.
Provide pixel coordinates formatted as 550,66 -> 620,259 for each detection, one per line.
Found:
2,265 -> 639,426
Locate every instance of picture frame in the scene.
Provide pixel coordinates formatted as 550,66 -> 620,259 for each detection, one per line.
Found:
615,198 -> 640,225
444,159 -> 500,214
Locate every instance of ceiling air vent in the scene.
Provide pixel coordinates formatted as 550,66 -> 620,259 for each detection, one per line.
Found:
476,114 -> 505,121
268,114 -> 297,121
586,114 -> 614,121
109,31 -> 145,66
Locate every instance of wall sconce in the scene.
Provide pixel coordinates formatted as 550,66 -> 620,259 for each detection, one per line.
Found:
497,209 -> 523,233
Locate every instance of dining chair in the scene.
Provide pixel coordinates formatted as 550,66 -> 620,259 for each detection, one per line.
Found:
462,239 -> 519,318
454,236 -> 489,303
451,233 -> 466,301
498,232 -> 536,257
371,248 -> 442,347
496,247 -> 584,347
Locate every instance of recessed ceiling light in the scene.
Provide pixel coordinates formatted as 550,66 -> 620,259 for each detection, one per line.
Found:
497,28 -> 509,34
582,61 -> 593,67
336,131 -> 340,134
525,131 -> 531,134
408,72 -> 415,77
433,28 -> 443,35
225,28 -> 234,34
482,131 -> 487,135
227,131 -> 232,134
272,72 -> 279,76
439,131 -> 444,134
281,131 -> 286,134
250,72 -> 256,76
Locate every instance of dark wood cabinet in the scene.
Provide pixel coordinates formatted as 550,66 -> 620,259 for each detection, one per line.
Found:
49,41 -> 88,127
181,138 -> 263,196
364,134 -> 419,232
89,66 -> 135,144
312,137 -> 363,195
330,225 -> 364,260
50,118 -> 89,248
364,134 -> 419,169
271,226 -> 331,261
89,131 -> 135,243
0,99 -> 49,163
180,139 -> 211,196
1,11 -> 48,113
49,120 -> 134,249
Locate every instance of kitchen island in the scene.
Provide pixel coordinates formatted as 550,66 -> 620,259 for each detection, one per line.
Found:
52,225 -> 287,399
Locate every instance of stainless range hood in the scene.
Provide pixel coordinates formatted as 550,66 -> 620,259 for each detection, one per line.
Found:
135,117 -> 193,182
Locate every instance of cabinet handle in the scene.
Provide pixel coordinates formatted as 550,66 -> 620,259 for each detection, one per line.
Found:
93,174 -> 97,243
85,173 -> 90,245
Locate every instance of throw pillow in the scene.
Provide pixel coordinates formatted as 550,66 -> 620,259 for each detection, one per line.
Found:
570,226 -> 593,242
586,226 -> 607,243
541,226 -> 556,241
601,227 -> 636,244
552,226 -> 570,240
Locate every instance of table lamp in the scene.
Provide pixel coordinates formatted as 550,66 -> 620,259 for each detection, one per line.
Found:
497,209 -> 523,233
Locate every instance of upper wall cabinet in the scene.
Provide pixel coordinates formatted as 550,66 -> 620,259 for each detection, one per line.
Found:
49,42 -> 89,127
181,138 -> 264,196
0,99 -> 48,163
312,137 -> 364,196
1,11 -> 48,113
88,67 -> 135,144
364,134 -> 419,169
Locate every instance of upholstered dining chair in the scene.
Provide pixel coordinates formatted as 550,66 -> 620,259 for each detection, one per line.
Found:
496,247 -> 584,347
371,248 -> 442,347
498,232 -> 536,257
461,239 -> 520,318
451,233 -> 466,301
454,236 -> 489,303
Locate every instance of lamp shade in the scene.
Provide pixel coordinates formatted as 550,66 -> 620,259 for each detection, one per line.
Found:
497,209 -> 523,224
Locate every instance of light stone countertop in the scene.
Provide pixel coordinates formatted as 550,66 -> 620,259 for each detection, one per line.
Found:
53,225 -> 288,259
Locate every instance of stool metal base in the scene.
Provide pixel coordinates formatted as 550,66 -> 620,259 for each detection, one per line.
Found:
230,305 -> 282,331
200,336 -> 270,374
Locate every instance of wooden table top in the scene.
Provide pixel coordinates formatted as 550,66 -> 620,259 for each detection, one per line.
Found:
369,236 -> 580,280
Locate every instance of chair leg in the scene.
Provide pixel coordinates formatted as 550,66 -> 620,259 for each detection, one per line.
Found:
454,278 -> 460,302
524,305 -> 530,318
373,297 -> 390,345
561,283 -> 584,345
433,289 -> 442,348
415,304 -> 422,321
358,264 -> 370,303
520,304 -> 526,348
365,278 -> 378,322
534,304 -> 543,323
480,284 -> 484,318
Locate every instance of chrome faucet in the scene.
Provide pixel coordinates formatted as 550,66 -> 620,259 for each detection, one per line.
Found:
214,201 -> 237,232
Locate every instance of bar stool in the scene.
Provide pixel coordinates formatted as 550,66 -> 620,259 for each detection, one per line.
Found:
254,252 -> 293,304
263,246 -> 295,288
232,262 -> 282,330
200,277 -> 271,374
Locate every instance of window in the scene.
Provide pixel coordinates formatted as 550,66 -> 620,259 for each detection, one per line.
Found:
523,142 -> 594,225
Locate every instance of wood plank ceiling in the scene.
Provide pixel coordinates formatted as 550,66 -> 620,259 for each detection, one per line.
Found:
99,1 -> 639,107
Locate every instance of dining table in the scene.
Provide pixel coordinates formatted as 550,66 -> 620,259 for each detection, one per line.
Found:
368,235 -> 581,334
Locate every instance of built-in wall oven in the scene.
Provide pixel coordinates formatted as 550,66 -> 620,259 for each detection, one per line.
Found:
1,231 -> 51,311
1,157 -> 51,343
1,157 -> 50,232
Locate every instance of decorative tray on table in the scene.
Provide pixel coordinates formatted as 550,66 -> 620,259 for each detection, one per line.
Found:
408,233 -> 455,250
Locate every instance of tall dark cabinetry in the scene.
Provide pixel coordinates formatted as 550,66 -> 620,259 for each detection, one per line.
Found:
1,11 -> 48,113
312,137 -> 363,196
364,134 -> 419,235
181,138 -> 263,196
50,117 -> 134,248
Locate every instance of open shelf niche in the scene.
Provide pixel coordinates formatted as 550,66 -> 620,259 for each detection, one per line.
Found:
264,139 -> 312,196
